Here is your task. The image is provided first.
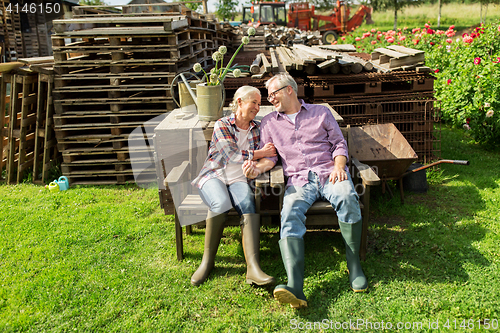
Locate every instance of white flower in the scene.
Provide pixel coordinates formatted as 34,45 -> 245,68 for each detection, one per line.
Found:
242,36 -> 250,45
210,68 -> 217,74
248,27 -> 256,36
232,69 -> 241,78
463,124 -> 471,130
210,73 -> 218,82
193,63 -> 202,72
486,110 -> 494,118
485,102 -> 491,108
218,46 -> 227,55
212,51 -> 222,61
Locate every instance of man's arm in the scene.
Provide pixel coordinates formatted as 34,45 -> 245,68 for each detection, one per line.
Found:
242,158 -> 276,179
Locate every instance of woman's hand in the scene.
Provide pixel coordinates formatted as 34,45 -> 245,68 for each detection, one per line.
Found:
253,142 -> 276,160
242,160 -> 261,179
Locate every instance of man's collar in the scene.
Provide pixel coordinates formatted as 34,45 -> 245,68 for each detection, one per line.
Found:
274,99 -> 308,119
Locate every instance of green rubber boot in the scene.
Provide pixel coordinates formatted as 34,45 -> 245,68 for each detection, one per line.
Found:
339,220 -> 368,292
240,214 -> 276,286
273,237 -> 308,309
191,212 -> 227,286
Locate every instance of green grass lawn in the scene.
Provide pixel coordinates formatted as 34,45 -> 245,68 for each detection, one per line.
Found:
370,2 -> 500,29
1,124 -> 499,332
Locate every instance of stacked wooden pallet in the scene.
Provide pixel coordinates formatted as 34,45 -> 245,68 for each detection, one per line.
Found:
51,5 -> 231,185
0,0 -> 50,61
1,66 -> 58,184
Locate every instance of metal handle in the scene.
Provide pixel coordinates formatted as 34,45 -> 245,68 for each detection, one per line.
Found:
451,160 -> 470,165
170,72 -> 201,108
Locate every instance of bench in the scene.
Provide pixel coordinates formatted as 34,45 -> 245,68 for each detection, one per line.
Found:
154,105 -> 380,261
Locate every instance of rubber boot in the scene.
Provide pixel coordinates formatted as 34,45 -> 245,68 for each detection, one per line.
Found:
240,213 -> 275,286
339,220 -> 368,292
191,212 -> 227,286
273,237 -> 308,309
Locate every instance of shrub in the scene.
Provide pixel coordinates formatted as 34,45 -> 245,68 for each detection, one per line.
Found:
335,21 -> 500,144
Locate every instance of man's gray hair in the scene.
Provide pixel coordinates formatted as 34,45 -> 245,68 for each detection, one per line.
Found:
229,85 -> 261,112
265,73 -> 298,95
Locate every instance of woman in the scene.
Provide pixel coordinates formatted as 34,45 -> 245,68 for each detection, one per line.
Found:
191,85 -> 276,286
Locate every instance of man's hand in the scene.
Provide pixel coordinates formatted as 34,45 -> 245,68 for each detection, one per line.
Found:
329,155 -> 348,183
242,160 -> 261,179
329,166 -> 348,183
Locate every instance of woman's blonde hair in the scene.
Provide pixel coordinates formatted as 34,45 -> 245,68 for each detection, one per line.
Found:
229,85 -> 261,112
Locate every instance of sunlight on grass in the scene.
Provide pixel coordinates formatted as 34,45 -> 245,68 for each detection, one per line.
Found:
371,3 -> 500,28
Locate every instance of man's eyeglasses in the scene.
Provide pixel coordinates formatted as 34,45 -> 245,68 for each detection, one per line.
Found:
267,85 -> 288,102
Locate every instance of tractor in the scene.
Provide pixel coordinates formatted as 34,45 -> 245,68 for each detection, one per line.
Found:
242,1 -> 373,44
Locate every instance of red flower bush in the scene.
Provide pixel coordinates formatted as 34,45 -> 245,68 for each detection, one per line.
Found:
463,35 -> 474,43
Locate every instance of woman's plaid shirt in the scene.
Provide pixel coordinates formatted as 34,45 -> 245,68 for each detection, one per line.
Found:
192,113 -> 260,189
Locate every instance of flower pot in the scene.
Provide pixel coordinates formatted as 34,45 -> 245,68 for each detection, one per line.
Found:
196,83 -> 225,121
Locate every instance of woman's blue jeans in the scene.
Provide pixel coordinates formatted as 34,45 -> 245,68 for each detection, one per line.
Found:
280,171 -> 362,239
199,178 -> 255,216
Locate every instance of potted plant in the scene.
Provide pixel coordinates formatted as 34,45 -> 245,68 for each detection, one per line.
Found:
192,27 -> 256,121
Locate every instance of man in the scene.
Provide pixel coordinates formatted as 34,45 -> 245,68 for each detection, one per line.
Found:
242,73 -> 367,309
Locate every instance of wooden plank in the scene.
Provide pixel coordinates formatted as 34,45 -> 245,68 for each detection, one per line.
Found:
54,15 -> 186,25
261,53 -> 272,73
290,47 -> 318,63
371,47 -> 409,60
386,45 -> 425,56
317,44 -> 357,52
275,47 -> 294,71
0,76 -> 8,171
317,58 -> 338,69
7,78 -> 19,184
269,48 -> 281,73
53,26 -> 186,36
293,44 -> 331,60
284,48 -> 304,71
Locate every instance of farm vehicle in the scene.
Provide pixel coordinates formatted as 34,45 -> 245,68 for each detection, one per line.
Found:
242,1 -> 374,44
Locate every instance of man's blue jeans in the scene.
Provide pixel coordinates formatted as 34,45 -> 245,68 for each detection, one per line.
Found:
280,171 -> 362,239
199,178 -> 255,216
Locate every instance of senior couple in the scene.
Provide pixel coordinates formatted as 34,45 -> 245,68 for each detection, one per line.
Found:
191,73 -> 367,309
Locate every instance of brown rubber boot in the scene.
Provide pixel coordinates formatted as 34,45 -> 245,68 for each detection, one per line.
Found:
190,211 -> 227,286
240,213 -> 276,286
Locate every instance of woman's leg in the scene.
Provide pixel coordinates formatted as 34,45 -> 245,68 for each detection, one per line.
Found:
226,181 -> 256,215
228,181 -> 275,286
199,178 -> 233,214
191,178 -> 230,286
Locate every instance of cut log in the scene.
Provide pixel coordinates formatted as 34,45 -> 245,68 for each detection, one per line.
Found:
250,54 -> 262,74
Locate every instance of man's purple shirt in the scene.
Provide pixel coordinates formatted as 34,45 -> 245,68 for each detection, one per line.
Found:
259,100 -> 348,187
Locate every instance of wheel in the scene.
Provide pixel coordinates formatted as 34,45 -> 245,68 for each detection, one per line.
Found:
322,31 -> 339,45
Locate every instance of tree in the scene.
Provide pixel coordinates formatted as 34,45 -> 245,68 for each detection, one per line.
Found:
310,0 -> 337,11
477,0 -> 500,24
216,0 -> 239,21
371,0 -> 425,30
182,1 -> 202,13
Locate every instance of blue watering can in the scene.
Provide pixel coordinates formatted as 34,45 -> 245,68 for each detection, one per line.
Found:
55,176 -> 69,191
